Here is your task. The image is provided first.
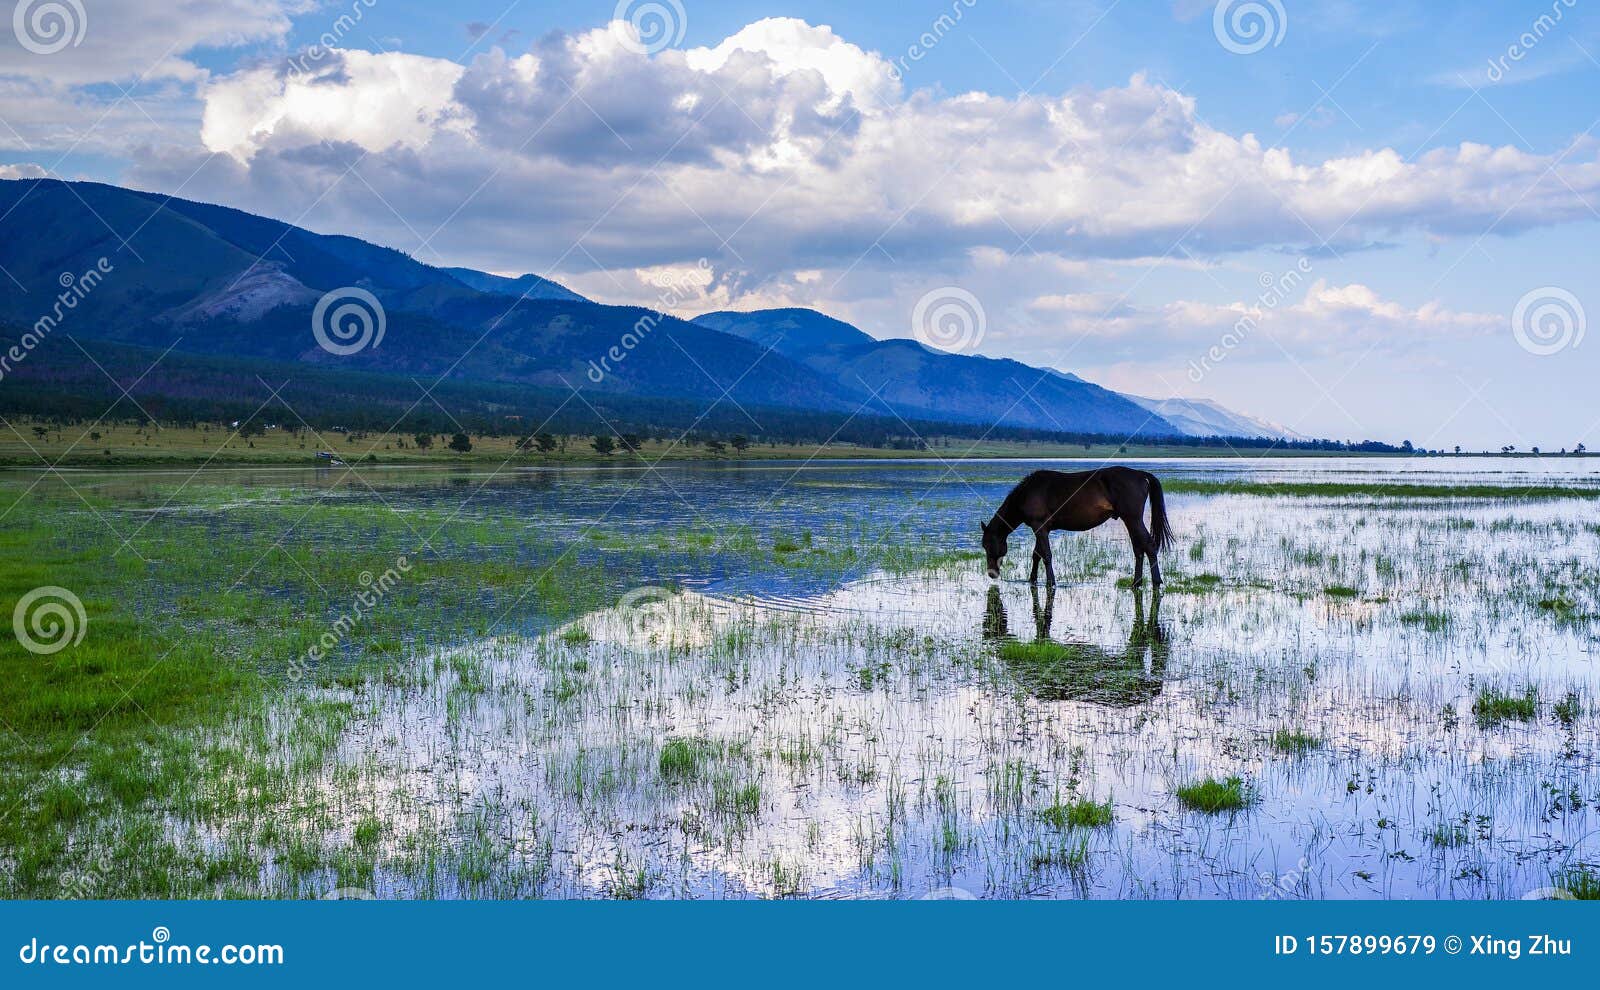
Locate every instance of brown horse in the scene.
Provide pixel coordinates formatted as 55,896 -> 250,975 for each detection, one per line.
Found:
980,467 -> 1173,587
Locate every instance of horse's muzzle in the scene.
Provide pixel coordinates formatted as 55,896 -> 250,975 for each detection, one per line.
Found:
986,568 -> 999,579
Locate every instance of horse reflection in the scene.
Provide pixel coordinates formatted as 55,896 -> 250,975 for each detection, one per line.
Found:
983,585 -> 1169,707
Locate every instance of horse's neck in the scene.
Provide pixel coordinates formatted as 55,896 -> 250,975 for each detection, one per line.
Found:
991,496 -> 1023,534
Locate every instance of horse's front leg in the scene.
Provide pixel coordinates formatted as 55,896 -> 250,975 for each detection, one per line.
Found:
1034,529 -> 1055,586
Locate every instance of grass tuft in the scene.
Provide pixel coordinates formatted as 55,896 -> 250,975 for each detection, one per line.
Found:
1472,686 -> 1537,728
1039,797 -> 1114,829
1175,776 -> 1252,813
1270,729 -> 1322,754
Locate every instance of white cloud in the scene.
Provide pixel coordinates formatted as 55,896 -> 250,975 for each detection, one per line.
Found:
201,50 -> 467,161
109,16 -> 1600,293
0,0 -> 297,86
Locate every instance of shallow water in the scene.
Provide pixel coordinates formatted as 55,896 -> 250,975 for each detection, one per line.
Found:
21,456 -> 1600,898
304,485 -> 1599,899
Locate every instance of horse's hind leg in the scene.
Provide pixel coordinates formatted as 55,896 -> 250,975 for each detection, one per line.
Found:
1123,517 -> 1156,588
1034,529 -> 1056,586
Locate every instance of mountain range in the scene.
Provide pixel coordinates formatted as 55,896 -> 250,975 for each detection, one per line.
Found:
0,178 -> 1292,443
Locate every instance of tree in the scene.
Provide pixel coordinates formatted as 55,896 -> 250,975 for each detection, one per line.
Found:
730,435 -> 750,452
448,432 -> 473,453
705,439 -> 726,455
619,433 -> 642,452
31,426 -> 48,441
591,435 -> 615,455
516,434 -> 534,452
413,432 -> 434,450
1577,443 -> 1588,455
535,433 -> 558,453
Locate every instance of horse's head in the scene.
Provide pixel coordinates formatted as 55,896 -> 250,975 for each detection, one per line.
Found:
980,519 -> 1008,579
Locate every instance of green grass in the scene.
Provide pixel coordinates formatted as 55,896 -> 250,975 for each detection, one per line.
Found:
0,470 -> 794,897
658,737 -> 713,780
998,640 -> 1079,664
1270,729 -> 1322,754
1555,866 -> 1600,899
1323,585 -> 1360,599
1472,686 -> 1538,728
1399,609 -> 1451,631
1175,776 -> 1252,813
996,638 -> 1159,706
1039,797 -> 1114,829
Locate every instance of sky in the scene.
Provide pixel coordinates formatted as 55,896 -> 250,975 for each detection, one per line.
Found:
1,0 -> 1597,449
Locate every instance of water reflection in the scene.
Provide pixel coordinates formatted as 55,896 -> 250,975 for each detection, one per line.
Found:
985,585 -> 1169,706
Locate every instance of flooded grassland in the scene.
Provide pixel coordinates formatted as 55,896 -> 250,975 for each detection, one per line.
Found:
2,458 -> 1598,899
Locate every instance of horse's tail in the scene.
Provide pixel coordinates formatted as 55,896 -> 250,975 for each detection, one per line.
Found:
1145,472 -> 1173,554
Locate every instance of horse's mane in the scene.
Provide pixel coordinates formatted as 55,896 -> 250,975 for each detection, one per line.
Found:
993,470 -> 1054,529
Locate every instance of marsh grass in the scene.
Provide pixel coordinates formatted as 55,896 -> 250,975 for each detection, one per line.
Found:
1270,729 -> 1322,754
1472,687 -> 1538,728
1556,866 -> 1600,899
1175,776 -> 1252,813
1039,797 -> 1114,829
5,460 -> 1600,899
1398,609 -> 1451,631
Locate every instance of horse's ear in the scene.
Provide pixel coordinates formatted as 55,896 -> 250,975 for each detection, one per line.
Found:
979,520 -> 988,534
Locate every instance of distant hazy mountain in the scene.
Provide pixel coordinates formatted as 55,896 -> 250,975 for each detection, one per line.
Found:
698,309 -> 1297,442
441,267 -> 590,303
1122,394 -> 1304,442
697,309 -> 1181,438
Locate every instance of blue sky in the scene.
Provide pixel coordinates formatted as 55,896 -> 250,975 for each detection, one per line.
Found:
2,1 -> 1597,448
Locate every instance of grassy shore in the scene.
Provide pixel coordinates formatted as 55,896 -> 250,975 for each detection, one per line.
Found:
0,419 -> 1409,467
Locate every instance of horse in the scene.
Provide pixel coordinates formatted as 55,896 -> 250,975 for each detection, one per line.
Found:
980,466 -> 1173,587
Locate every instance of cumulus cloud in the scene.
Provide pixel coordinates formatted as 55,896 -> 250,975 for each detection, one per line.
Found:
110,15 -> 1600,293
0,0 -> 297,86
201,50 -> 467,160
